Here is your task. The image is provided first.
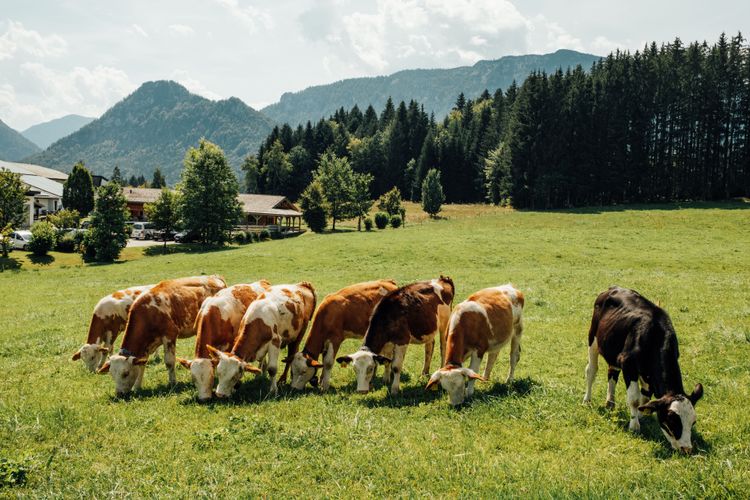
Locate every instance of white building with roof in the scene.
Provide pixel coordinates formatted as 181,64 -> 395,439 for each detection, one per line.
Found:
0,160 -> 67,227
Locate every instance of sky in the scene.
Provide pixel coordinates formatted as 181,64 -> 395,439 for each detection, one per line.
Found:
1,0 -> 748,130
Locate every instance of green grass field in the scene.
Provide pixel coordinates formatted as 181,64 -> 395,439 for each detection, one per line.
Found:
1,202 -> 749,497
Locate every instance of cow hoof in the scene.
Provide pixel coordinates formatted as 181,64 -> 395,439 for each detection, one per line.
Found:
582,397 -> 591,405
628,420 -> 641,433
605,400 -> 615,410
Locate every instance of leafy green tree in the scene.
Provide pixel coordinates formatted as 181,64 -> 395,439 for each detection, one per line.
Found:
151,168 -> 166,189
314,152 -> 356,231
62,162 -> 94,217
377,186 -> 403,216
86,183 -> 129,262
484,144 -> 513,205
110,166 -> 124,186
421,169 -> 445,217
350,172 -> 374,231
47,208 -> 80,230
261,140 -> 292,195
0,168 -> 26,258
28,221 -> 57,256
179,139 -> 242,245
241,155 -> 261,194
144,189 -> 180,252
299,180 -> 328,233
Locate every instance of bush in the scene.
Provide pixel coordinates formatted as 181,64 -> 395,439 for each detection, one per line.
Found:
249,232 -> 259,243
28,221 -> 57,256
244,231 -> 255,243
364,217 -> 373,231
377,187 -> 403,216
390,214 -> 402,228
233,232 -> 247,244
73,230 -> 87,248
259,229 -> 271,241
56,232 -> 77,252
374,212 -> 389,229
270,230 -> 284,240
299,180 -> 328,233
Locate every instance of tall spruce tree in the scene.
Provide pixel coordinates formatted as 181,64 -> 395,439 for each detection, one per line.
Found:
62,162 -> 95,217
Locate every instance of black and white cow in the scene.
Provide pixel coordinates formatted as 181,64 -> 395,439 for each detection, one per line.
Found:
583,286 -> 703,453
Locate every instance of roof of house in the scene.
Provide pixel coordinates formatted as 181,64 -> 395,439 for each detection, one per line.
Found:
123,187 -> 163,204
237,194 -> 301,217
20,174 -> 63,198
0,160 -> 68,181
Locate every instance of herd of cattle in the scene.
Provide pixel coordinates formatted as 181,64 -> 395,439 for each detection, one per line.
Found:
71,275 -> 703,454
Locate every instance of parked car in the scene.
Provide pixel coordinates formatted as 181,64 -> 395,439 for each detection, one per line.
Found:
174,230 -> 199,243
154,229 -> 177,241
10,230 -> 33,250
131,222 -> 154,240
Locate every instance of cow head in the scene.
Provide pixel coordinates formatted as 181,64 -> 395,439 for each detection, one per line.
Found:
72,343 -> 110,373
209,345 -> 261,398
177,357 -> 217,402
336,349 -> 391,393
97,354 -> 148,397
425,366 -> 487,406
290,352 -> 324,390
639,384 -> 703,453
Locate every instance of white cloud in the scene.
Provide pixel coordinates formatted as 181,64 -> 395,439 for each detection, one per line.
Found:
131,23 -> 149,38
168,24 -> 195,37
213,0 -> 273,32
526,15 -> 584,53
0,20 -> 67,61
591,35 -> 627,55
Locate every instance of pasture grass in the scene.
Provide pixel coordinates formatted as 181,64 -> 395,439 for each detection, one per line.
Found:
1,201 -> 749,497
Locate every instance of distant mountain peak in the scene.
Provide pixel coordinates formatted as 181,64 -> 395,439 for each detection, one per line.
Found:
21,114 -> 96,150
0,118 -> 41,161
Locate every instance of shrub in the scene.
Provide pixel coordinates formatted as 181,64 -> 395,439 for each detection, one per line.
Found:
259,229 -> 271,241
299,180 -> 328,233
390,214 -> 402,228
374,212 -> 389,229
233,232 -> 247,244
250,232 -> 259,243
377,187 -> 403,216
421,168 -> 445,217
364,217 -> 373,231
73,230 -> 87,248
244,231 -> 255,243
270,230 -> 284,240
56,232 -> 77,253
28,221 -> 57,256
87,183 -> 129,262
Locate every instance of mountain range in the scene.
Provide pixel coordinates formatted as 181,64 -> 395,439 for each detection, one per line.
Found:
22,114 -> 96,150
25,81 -> 275,184
262,49 -> 600,125
0,119 -> 41,161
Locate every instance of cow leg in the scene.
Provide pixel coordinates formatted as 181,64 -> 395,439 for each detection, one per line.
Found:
163,338 -> 176,386
320,340 -> 337,392
483,351 -> 499,380
382,344 -> 394,385
422,338 -> 435,377
625,378 -> 641,432
134,364 -> 146,391
267,344 -> 281,396
605,366 -> 620,409
639,377 -> 651,406
389,344 -> 408,396
583,338 -> 598,404
466,351 -> 482,398
260,355 -> 268,377
279,338 -> 300,385
506,333 -> 521,383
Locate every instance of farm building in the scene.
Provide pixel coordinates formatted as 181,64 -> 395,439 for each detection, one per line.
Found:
123,188 -> 302,232
0,160 -> 67,227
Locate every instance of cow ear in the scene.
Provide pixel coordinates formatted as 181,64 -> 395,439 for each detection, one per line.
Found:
638,397 -> 668,415
177,357 -> 192,370
133,357 -> 148,366
307,358 -> 323,368
374,355 -> 392,364
97,361 -> 110,374
243,363 -> 262,374
689,383 -> 704,406
72,350 -> 82,361
206,345 -> 225,360
425,371 -> 442,391
336,356 -> 352,367
461,368 -> 487,381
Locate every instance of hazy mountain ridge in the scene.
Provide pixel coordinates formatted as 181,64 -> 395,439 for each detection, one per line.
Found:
22,114 -> 96,150
25,81 -> 274,183
262,49 -> 601,125
0,119 -> 41,161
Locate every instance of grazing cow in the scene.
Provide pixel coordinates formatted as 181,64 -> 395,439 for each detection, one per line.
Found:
290,279 -> 399,391
337,276 -> 454,395
426,284 -> 524,406
176,280 -> 271,401
72,284 -> 153,372
583,286 -> 704,453
98,275 -> 226,397
212,282 -> 316,397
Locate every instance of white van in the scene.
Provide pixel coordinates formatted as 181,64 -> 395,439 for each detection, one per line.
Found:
10,230 -> 33,250
131,222 -> 154,240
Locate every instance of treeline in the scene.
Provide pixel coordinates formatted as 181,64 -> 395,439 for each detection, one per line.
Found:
248,33 -> 750,208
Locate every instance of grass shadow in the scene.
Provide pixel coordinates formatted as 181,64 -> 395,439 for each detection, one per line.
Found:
28,254 -> 54,266
530,199 -> 750,215
0,256 -> 22,271
182,375 -> 310,407
142,243 -> 237,257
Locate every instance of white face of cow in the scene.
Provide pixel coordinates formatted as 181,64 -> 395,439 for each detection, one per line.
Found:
76,343 -> 107,373
103,355 -> 146,397
190,358 -> 215,401
290,353 -> 315,390
426,367 -> 486,406
337,350 -> 389,393
639,384 -> 703,454
214,356 -> 244,398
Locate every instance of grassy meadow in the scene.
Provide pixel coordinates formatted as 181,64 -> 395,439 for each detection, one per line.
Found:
1,201 -> 749,497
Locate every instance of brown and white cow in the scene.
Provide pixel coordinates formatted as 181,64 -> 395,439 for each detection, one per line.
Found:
426,284 -> 524,406
337,276 -> 454,395
176,280 -> 271,401
98,275 -> 226,397
290,279 -> 398,391
72,284 -> 153,372
583,286 -> 704,453
212,282 -> 316,397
